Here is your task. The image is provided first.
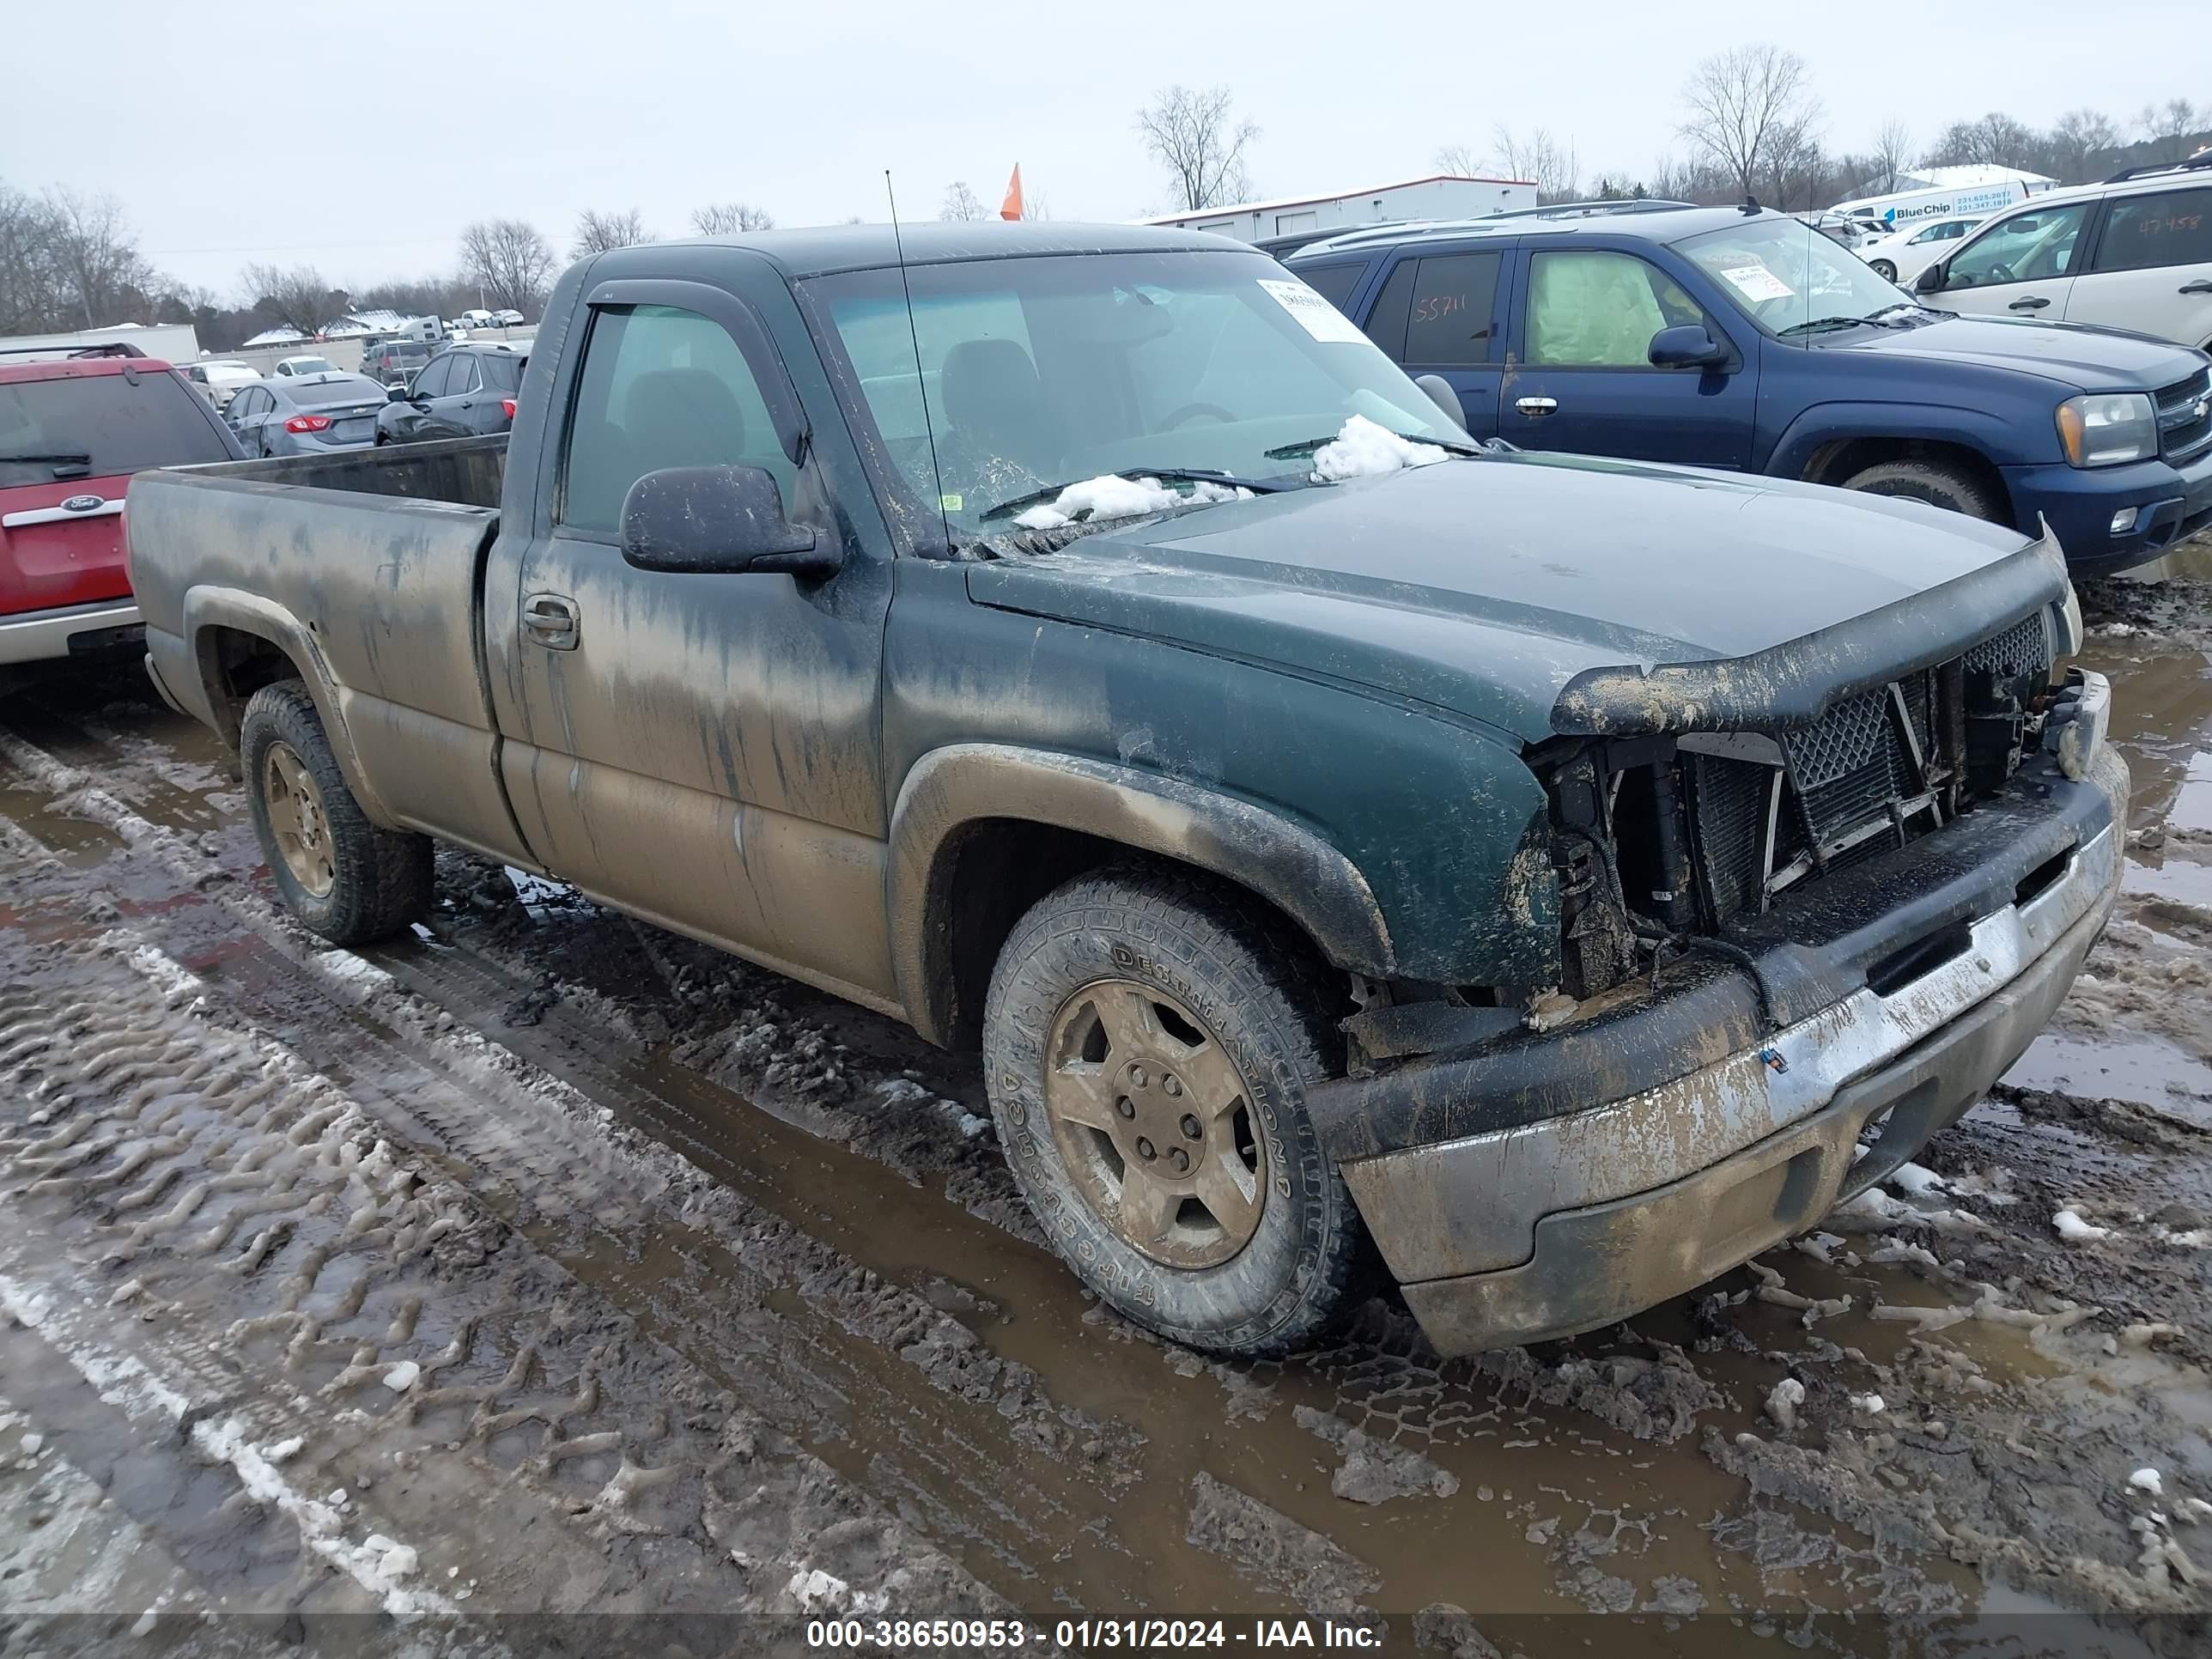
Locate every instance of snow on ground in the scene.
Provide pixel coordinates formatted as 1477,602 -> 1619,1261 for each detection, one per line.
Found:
1013,474 -> 1249,530
1310,415 -> 1448,482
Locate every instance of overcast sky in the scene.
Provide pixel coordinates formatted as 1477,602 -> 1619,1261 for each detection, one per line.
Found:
5,1 -> 2203,296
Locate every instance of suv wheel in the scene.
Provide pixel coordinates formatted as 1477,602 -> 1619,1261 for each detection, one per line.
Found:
1842,458 -> 2002,522
981,866 -> 1372,1356
240,681 -> 432,945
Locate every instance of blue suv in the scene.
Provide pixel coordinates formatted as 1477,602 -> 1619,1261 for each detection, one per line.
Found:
1285,204 -> 2212,574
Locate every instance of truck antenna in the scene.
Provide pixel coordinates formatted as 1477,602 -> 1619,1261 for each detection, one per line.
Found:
885,171 -> 953,557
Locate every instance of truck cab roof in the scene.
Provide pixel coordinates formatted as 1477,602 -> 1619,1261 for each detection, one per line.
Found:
612,220 -> 1236,280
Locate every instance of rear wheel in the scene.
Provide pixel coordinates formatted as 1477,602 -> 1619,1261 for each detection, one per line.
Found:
1842,458 -> 2003,523
1869,258 -> 1898,281
240,681 -> 432,945
981,866 -> 1373,1356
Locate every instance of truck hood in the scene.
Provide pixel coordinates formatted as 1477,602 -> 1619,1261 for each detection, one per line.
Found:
966,452 -> 2058,744
1822,313 -> 2204,391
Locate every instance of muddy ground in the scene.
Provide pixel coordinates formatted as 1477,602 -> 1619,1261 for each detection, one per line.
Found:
3,572 -> 2211,1657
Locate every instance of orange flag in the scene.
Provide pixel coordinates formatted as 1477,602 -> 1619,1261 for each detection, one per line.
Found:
1000,164 -> 1024,221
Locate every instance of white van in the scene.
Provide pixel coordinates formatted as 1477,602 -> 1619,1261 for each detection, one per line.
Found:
1911,156 -> 2212,351
1831,177 -> 2033,236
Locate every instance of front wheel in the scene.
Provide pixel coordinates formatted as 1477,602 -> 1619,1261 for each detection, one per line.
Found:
981,866 -> 1373,1356
1841,458 -> 2003,522
240,681 -> 432,945
1869,258 -> 1898,281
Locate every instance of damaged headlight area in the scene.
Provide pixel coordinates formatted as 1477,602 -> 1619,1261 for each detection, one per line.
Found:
1530,609 -> 2068,1002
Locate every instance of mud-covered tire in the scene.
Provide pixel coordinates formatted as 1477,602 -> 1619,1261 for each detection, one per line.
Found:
240,680 -> 432,945
981,866 -> 1373,1356
1842,458 -> 2003,522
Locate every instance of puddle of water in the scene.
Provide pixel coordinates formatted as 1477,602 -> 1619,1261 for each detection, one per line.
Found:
2003,1029 -> 2212,1125
2075,637 -> 2212,836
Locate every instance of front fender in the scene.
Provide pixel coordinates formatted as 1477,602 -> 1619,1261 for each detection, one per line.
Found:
1763,400 -> 2030,482
888,744 -> 1399,1048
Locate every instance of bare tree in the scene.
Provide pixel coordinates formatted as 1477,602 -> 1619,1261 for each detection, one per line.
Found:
2138,98 -> 2203,161
240,263 -> 337,337
1018,191 -> 1051,222
459,219 -> 556,316
46,189 -> 160,329
1678,45 -> 1822,203
1871,119 -> 1914,192
571,207 -> 650,258
1433,143 -> 1482,176
1492,125 -> 1581,203
1136,84 -> 1259,210
2046,108 -> 2120,181
939,181 -> 987,222
689,202 -> 775,235
1925,112 -> 2039,170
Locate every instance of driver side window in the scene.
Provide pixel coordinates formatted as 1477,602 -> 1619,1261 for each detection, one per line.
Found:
1523,252 -> 1711,368
1947,203 -> 2090,289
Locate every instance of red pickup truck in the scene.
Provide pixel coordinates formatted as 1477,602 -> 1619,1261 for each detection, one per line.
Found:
1,345 -> 241,672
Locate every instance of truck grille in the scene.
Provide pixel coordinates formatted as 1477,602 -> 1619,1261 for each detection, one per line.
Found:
2155,367 -> 2212,465
1684,612 -> 2050,925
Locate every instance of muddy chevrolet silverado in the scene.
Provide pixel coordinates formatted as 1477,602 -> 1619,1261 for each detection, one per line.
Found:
123,222 -> 2127,1360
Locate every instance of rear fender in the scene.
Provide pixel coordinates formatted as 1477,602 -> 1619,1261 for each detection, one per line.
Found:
182,586 -> 397,826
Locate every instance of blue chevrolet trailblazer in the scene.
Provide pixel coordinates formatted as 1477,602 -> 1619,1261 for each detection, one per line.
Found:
1287,203 -> 2212,575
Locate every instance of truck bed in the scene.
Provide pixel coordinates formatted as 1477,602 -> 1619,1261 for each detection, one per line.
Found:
127,436 -> 522,860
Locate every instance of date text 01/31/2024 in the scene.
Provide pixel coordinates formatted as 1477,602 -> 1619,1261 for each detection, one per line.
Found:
805,1618 -> 1383,1650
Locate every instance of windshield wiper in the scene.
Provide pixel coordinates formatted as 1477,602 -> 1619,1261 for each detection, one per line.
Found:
0,450 -> 94,471
978,466 -> 1292,524
1263,430 -> 1486,461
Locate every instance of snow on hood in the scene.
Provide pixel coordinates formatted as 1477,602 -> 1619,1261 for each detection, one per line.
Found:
1014,474 -> 1251,531
1310,414 -> 1448,482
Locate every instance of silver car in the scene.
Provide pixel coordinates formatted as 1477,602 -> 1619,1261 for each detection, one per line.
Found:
224,373 -> 389,457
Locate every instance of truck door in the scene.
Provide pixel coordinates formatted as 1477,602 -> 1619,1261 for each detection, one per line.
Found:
1353,249 -> 1509,439
497,275 -> 901,1007
1496,246 -> 1756,468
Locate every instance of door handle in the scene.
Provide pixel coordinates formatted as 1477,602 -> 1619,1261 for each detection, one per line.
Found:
521,592 -> 580,650
2180,279 -> 2212,295
1515,396 -> 1559,417
2008,296 -> 2051,311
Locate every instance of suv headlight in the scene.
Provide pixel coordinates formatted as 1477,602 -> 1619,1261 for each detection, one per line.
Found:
2057,393 -> 2159,467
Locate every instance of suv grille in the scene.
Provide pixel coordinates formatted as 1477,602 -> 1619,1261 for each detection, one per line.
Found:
2155,367 -> 2212,465
1684,612 -> 2051,924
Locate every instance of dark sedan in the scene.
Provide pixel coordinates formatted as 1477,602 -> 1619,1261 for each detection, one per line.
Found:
375,344 -> 527,446
224,373 -> 388,457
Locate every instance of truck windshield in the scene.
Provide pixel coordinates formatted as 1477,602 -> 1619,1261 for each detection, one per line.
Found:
0,372 -> 232,482
1676,218 -> 1920,339
803,249 -> 1457,539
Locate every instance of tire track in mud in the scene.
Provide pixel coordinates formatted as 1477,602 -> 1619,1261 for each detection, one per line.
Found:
0,700 -> 1796,1625
0,936 -> 1002,1642
15,675 -> 2212,1637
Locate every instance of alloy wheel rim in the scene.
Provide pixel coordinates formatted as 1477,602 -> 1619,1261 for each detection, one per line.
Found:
263,741 -> 336,898
1042,978 -> 1268,1269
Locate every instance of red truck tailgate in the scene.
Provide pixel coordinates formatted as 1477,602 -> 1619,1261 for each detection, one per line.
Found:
0,472 -> 132,616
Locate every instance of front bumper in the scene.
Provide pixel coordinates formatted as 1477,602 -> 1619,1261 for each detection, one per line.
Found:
1328,745 -> 2128,1357
2007,446 -> 2212,577
0,599 -> 144,667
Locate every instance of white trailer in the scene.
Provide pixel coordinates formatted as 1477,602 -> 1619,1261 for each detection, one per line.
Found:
1143,174 -> 1538,246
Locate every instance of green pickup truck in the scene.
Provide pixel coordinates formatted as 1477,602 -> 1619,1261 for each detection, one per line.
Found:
125,223 -> 2126,1358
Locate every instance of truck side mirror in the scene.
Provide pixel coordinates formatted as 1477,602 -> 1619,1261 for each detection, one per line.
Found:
387,384 -> 410,403
1915,263 -> 1945,295
1648,325 -> 1729,368
1413,374 -> 1467,433
620,464 -> 842,580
